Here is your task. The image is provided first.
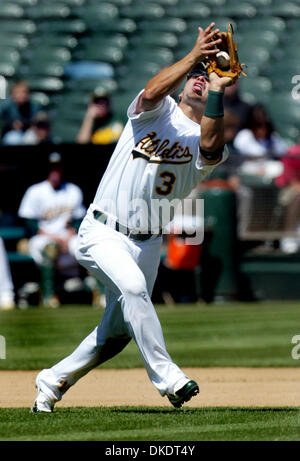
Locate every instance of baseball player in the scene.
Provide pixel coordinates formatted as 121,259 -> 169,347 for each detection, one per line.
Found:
32,23 -> 234,412
0,236 -> 15,310
18,153 -> 86,308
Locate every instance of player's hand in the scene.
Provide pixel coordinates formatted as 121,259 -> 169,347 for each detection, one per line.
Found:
208,71 -> 235,92
191,23 -> 222,62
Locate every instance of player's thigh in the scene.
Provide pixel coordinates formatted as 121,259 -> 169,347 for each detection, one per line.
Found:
135,237 -> 162,295
77,227 -> 148,297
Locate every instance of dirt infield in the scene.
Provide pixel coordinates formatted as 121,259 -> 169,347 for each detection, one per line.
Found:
1,368 -> 300,408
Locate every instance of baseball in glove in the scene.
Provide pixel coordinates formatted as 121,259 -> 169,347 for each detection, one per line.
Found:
206,23 -> 247,81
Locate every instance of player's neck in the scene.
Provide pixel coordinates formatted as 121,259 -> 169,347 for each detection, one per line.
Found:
178,100 -> 204,125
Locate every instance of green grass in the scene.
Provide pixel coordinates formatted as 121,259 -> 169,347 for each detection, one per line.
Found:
0,407 -> 299,441
0,302 -> 300,369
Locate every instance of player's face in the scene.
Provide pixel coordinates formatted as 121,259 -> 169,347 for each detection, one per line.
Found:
182,74 -> 210,104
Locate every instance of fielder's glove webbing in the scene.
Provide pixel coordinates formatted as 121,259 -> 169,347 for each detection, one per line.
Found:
206,23 -> 247,82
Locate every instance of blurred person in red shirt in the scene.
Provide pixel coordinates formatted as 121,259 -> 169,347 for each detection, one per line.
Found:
276,139 -> 300,253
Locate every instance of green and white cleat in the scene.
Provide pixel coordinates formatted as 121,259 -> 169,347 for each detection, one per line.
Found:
167,380 -> 199,408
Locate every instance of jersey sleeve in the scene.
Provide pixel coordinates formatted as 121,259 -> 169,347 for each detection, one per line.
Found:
195,144 -> 229,177
18,186 -> 41,219
127,90 -> 175,122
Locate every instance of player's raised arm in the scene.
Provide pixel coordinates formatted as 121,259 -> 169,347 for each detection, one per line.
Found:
135,23 -> 222,114
199,72 -> 233,165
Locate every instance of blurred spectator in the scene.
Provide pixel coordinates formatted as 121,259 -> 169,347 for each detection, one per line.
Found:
233,104 -> 287,160
0,80 -> 41,139
276,141 -> 300,253
18,153 -> 86,308
224,80 -> 252,129
3,111 -> 52,145
224,108 -> 241,149
0,236 -> 15,310
76,88 -> 123,144
229,104 -> 286,237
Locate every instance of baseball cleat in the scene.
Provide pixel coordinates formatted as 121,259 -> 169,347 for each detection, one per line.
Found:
167,380 -> 199,408
31,388 -> 55,413
31,372 -> 57,413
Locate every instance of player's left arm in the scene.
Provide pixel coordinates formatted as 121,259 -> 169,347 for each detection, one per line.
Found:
199,72 -> 233,165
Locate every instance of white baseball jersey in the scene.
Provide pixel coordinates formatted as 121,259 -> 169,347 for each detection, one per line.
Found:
92,91 -> 228,232
18,180 -> 86,234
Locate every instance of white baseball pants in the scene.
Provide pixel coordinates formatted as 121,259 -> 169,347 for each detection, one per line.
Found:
43,207 -> 189,401
0,237 -> 15,306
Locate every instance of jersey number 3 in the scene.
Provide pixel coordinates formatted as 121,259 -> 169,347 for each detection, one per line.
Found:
155,171 -> 176,196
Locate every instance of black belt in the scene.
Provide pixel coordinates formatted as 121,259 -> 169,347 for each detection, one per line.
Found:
93,210 -> 162,241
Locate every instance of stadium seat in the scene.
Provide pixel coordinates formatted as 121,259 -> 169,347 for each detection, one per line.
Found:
0,34 -> 28,49
88,0 -> 131,4
74,47 -> 124,64
129,32 -> 178,48
260,3 -> 300,18
0,49 -> 21,65
212,3 -> 257,18
38,20 -> 86,34
238,17 -> 286,33
187,0 -> 225,6
93,18 -> 136,33
74,3 -> 119,23
0,20 -> 36,34
116,61 -> 161,79
80,34 -> 128,50
10,0 -> 38,4
125,48 -> 173,66
51,0 -> 85,5
266,92 -> 300,126
25,47 -> 72,64
111,91 -> 138,123
138,18 -> 186,33
282,28 -> 300,42
286,18 -> 300,29
52,91 -> 90,109
117,74 -> 151,92
53,105 -> 86,123
226,0 -> 269,4
237,46 -> 269,66
264,59 -> 300,76
120,4 -> 165,19
31,34 -> 78,49
65,78 -> 117,94
150,0 -> 178,4
274,47 -> 300,61
30,91 -> 50,107
239,76 -> 272,105
26,4 -> 71,19
52,118 -> 82,143
167,5 -> 211,19
26,77 -> 64,93
274,124 -> 300,144
23,62 -> 65,78
0,3 -> 24,18
237,30 -> 279,51
0,62 -> 18,78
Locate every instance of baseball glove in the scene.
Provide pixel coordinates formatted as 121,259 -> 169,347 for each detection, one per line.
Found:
206,23 -> 247,81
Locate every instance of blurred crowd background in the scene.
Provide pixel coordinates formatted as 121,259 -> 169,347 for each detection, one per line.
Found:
2,0 -> 300,309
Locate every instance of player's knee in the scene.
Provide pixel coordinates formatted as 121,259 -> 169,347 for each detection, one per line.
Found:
122,277 -> 148,299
